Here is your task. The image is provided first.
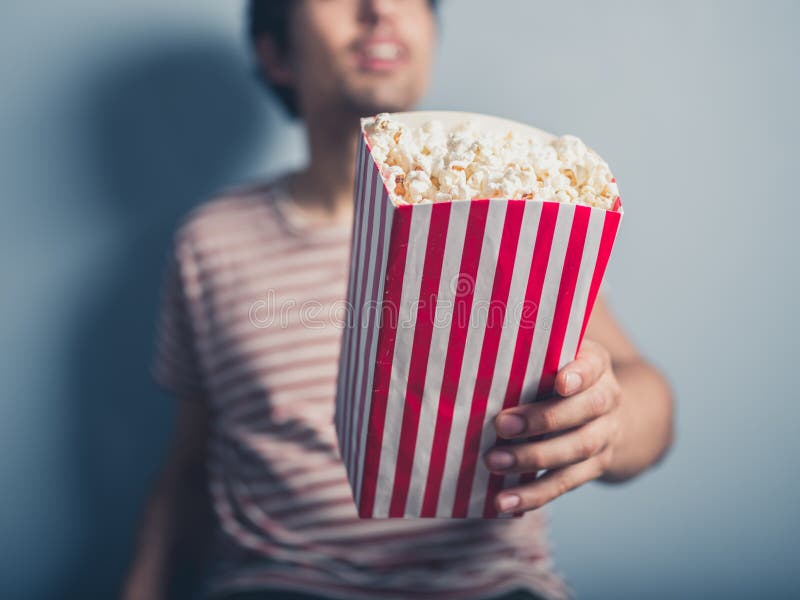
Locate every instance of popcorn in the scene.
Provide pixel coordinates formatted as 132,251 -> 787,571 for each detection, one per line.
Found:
364,113 -> 620,210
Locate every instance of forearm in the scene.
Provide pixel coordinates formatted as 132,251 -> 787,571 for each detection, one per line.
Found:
600,359 -> 674,483
119,459 -> 212,600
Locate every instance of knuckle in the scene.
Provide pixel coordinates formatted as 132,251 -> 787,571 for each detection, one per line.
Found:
587,389 -> 608,417
514,490 -> 535,511
608,377 -> 622,402
597,449 -> 614,471
578,432 -> 601,458
555,474 -> 574,498
518,481 -> 549,509
538,407 -> 560,432
528,490 -> 547,510
523,446 -> 544,470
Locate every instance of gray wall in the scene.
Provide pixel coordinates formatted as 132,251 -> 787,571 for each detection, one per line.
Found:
1,1 -> 797,598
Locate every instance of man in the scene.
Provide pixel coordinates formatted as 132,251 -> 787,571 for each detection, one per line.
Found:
120,1 -> 674,599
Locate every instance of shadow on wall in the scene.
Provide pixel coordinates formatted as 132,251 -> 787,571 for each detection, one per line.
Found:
62,35 -> 270,599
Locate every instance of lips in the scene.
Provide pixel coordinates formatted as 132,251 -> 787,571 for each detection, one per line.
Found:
365,41 -> 402,60
356,38 -> 408,72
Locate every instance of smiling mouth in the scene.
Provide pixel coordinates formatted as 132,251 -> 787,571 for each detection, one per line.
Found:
365,42 -> 402,60
356,40 -> 408,72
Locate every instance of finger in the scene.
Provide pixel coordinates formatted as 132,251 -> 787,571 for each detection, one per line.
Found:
494,450 -> 611,514
485,416 -> 612,474
495,375 -> 616,439
554,339 -> 610,397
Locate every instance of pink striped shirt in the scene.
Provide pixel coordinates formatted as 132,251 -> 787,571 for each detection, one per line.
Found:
151,174 -> 570,600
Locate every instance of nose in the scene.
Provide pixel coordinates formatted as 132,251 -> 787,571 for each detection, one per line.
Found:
358,0 -> 400,24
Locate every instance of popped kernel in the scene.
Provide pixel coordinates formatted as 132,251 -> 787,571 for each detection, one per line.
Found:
364,113 -> 620,210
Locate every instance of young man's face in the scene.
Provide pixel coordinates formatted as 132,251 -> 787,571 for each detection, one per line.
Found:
283,0 -> 437,119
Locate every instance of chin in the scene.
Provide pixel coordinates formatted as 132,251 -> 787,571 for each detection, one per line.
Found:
347,95 -> 418,117
342,83 -> 422,116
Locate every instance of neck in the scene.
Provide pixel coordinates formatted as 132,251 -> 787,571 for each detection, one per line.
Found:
290,110 -> 361,221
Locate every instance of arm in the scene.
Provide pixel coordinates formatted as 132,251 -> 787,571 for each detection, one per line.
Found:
119,398 -> 213,600
484,294 -> 675,513
580,298 -> 674,483
585,297 -> 674,482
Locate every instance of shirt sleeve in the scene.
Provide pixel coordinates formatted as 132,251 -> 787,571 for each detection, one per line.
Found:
150,232 -> 209,402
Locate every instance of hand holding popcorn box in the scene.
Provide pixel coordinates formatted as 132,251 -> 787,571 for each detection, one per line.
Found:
334,111 -> 623,518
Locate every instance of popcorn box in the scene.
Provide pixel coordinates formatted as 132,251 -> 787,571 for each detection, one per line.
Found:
334,111 -> 623,518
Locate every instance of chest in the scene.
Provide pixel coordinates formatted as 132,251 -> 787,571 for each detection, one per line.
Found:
198,239 -> 351,428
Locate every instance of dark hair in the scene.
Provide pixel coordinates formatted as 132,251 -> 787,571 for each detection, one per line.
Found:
247,0 -> 439,119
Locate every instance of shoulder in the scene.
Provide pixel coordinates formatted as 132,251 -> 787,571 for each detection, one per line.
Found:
171,175 -> 289,256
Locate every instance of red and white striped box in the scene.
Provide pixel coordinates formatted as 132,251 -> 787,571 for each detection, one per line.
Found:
334,112 -> 623,518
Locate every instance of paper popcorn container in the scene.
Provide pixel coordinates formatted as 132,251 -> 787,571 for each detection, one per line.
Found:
334,111 -> 623,518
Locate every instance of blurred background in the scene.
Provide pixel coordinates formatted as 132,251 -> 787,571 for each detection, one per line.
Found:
1,1 -> 798,598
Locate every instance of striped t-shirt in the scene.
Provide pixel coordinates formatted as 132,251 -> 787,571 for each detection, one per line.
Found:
151,174 -> 570,600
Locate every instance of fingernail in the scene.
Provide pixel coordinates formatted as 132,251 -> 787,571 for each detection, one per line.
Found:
486,450 -> 515,470
564,372 -> 583,394
497,413 -> 526,436
497,494 -> 520,512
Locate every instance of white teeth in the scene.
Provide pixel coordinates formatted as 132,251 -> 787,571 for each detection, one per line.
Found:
365,43 -> 400,60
